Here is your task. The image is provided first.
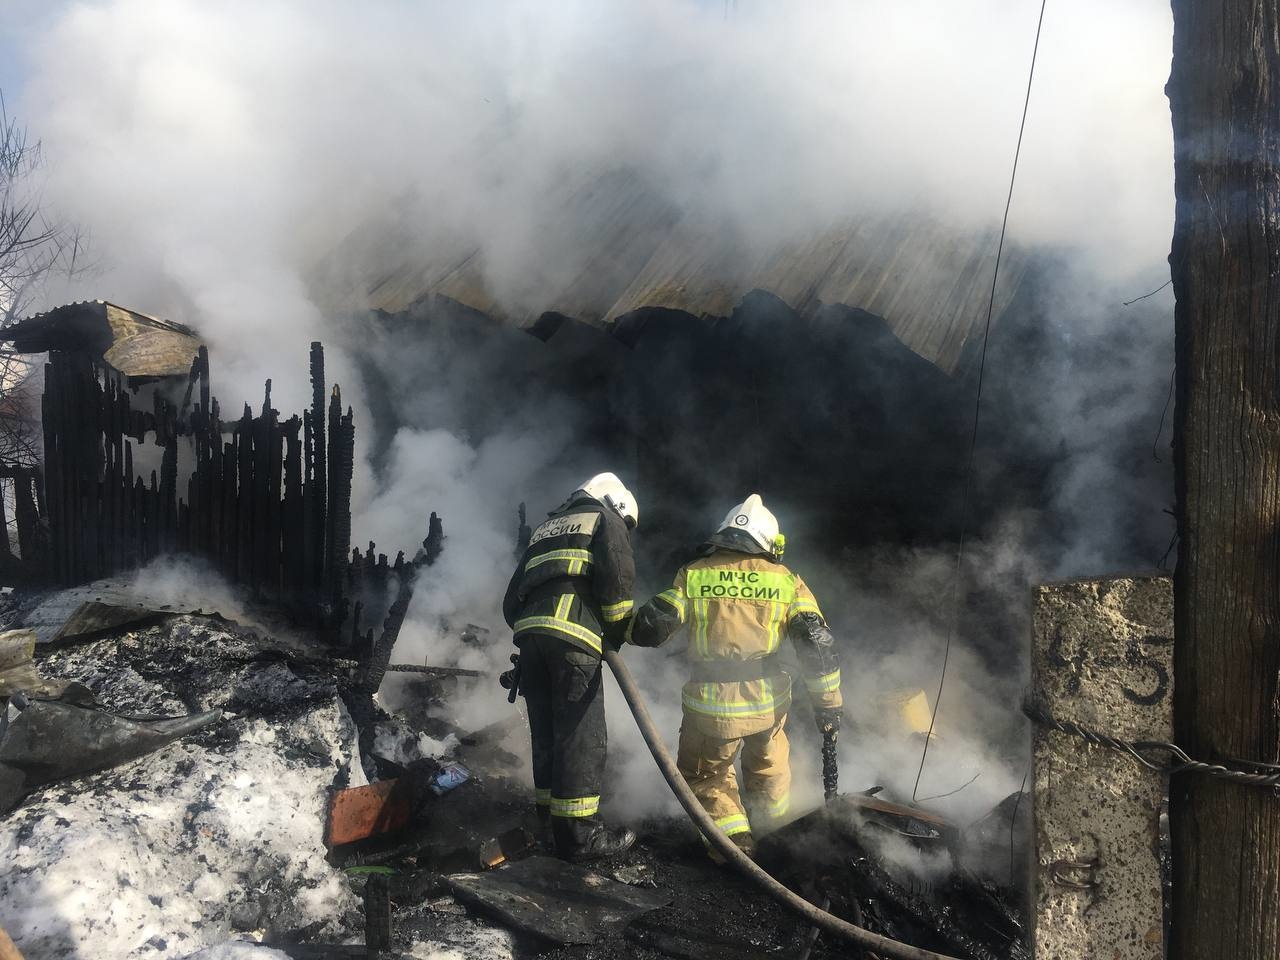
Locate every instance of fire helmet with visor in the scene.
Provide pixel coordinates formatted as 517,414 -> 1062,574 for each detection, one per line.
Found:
716,493 -> 783,557
576,472 -> 639,529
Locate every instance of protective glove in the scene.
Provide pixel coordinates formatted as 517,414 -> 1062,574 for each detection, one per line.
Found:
602,620 -> 633,654
816,707 -> 843,736
499,653 -> 521,702
602,632 -> 626,654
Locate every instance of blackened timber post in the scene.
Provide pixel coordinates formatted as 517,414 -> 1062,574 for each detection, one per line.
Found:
1168,1 -> 1280,955
253,382 -> 273,591
40,359 -> 59,580
309,342 -> 327,595
0,478 -> 11,563
13,471 -> 38,569
124,441 -> 135,567
199,345 -> 211,416
266,402 -> 284,593
222,440 -> 237,578
358,573 -> 415,696
236,405 -> 254,584
160,427 -> 178,555
282,416 -> 303,599
324,388 -> 354,615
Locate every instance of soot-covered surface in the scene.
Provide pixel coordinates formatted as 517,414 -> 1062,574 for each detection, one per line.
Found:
0,609 -> 365,959
359,292 -> 974,586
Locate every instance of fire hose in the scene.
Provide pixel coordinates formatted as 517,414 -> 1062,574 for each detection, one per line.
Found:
603,648 -> 961,960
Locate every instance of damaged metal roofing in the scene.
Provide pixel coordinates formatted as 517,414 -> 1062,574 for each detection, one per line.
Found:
0,300 -> 203,378
362,169 -> 1029,374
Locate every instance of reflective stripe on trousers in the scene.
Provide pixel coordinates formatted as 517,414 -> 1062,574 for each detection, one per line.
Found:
676,714 -> 792,841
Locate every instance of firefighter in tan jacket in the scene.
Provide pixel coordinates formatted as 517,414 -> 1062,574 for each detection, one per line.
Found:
628,494 -> 842,860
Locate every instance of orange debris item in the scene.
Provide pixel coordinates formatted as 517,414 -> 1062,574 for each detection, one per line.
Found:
325,778 -> 413,847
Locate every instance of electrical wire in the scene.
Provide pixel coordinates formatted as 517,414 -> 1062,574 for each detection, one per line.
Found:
1123,277 -> 1172,306
1024,699 -> 1280,788
912,0 -> 1050,801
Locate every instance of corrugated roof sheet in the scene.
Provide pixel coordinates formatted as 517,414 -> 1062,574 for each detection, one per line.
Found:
1,301 -> 203,379
364,170 -> 1026,374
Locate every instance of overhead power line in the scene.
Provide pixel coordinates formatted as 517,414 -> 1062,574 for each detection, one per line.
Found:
912,0 -> 1051,802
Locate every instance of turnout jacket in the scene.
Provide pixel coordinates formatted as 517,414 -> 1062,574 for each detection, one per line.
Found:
503,495 -> 636,657
630,544 -> 842,738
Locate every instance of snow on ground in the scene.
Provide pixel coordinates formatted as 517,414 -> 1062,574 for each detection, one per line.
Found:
0,613 -> 363,959
182,945 -> 292,959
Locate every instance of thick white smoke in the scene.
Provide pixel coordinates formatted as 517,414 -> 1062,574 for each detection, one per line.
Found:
4,0 -> 1175,828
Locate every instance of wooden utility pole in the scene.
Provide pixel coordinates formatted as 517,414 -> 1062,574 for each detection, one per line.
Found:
1168,3 -> 1280,959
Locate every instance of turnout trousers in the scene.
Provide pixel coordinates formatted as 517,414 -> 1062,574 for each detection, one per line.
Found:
676,713 -> 791,845
519,633 -> 608,843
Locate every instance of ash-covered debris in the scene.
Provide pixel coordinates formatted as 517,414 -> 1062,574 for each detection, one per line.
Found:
0,601 -> 365,960
756,791 -> 1030,960
0,582 -> 1032,960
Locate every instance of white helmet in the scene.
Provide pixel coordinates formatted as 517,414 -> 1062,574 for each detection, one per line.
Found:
717,493 -> 782,555
578,472 -> 639,529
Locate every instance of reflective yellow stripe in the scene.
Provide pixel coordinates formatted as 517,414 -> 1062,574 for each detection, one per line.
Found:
687,568 -> 796,604
568,559 -> 584,575
514,613 -> 603,655
555,595 -> 573,619
712,813 -> 752,837
601,599 -> 633,623
766,595 -> 787,653
804,670 -> 841,694
526,548 -> 593,572
694,598 -> 710,659
768,793 -> 790,819
535,788 -> 552,806
655,589 -> 686,622
682,678 -> 791,718
788,596 -> 823,619
549,795 -> 600,818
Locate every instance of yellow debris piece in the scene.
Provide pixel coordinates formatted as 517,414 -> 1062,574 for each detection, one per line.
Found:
884,689 -> 936,738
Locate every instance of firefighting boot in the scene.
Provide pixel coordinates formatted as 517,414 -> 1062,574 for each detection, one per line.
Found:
534,804 -> 553,849
552,816 -> 637,863
707,831 -> 757,866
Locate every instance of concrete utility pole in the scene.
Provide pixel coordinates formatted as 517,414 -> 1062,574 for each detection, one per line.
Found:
1168,3 -> 1280,959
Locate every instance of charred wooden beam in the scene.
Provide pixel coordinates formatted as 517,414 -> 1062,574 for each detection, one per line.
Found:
252,381 -> 273,591
236,404 -> 254,583
179,353 -> 200,418
266,400 -> 284,593
0,478 -> 11,563
282,415 -> 303,598
309,342 -> 327,593
325,388 -> 355,610
198,345 -> 211,421
124,441 -> 135,567
160,431 -> 178,554
221,439 -> 237,578
13,472 -> 38,568
358,573 -> 415,695
416,512 -> 444,568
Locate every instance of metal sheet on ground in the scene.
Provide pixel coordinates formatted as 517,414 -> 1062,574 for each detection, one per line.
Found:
445,855 -> 670,944
50,601 -> 175,644
18,586 -> 184,645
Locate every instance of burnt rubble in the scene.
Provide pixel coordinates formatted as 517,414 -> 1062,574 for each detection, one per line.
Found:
0,571 -> 1033,960
0,307 -> 1035,959
9,332 -> 435,648
0,604 -> 365,958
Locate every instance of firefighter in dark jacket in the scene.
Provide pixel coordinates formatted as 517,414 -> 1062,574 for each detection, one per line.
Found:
502,472 -> 639,862
628,494 -> 842,862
